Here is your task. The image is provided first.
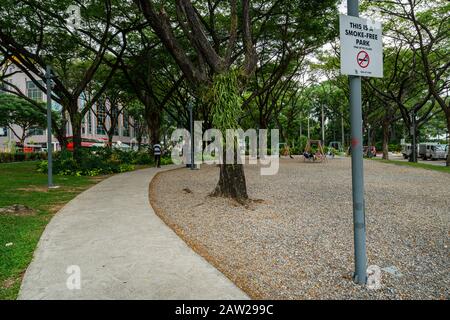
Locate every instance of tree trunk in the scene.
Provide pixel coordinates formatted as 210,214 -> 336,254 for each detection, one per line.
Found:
107,132 -> 114,148
146,108 -> 161,145
408,130 -> 418,163
212,163 -> 248,201
52,110 -> 68,151
382,120 -> 389,160
70,113 -> 83,161
259,118 -> 267,131
54,127 -> 67,151
19,133 -> 26,148
211,142 -> 248,202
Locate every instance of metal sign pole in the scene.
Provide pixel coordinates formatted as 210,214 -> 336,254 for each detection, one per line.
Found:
411,110 -> 417,162
341,106 -> 345,149
45,65 -> 54,188
348,0 -> 367,285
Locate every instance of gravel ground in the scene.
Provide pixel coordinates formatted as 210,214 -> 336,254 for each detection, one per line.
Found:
149,158 -> 450,299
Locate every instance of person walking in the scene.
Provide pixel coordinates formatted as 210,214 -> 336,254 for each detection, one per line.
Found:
153,143 -> 162,168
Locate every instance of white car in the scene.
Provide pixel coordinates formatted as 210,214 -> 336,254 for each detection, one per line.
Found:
418,143 -> 447,160
91,142 -> 106,148
113,141 -> 131,151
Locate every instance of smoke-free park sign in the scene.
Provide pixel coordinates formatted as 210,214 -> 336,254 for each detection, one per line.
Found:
339,14 -> 383,78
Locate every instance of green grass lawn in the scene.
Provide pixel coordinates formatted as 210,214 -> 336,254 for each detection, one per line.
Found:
0,161 -> 103,300
371,158 -> 450,174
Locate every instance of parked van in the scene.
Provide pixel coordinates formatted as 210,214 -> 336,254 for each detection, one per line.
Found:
401,144 -> 418,159
418,143 -> 447,160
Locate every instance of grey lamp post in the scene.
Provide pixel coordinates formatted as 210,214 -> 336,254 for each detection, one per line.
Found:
411,110 -> 417,162
187,100 -> 195,169
341,106 -> 345,149
45,65 -> 54,188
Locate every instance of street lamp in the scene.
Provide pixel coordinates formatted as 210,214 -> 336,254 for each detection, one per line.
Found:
187,100 -> 195,170
410,110 -> 417,162
367,125 -> 373,158
45,65 -> 53,189
45,65 -> 58,189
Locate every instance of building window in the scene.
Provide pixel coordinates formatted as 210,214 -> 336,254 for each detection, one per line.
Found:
26,80 -> 44,101
96,104 -> 106,135
0,127 -> 7,137
28,127 -> 44,136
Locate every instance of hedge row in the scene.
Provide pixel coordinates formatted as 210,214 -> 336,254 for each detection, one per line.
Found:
0,152 -> 48,163
36,149 -> 173,176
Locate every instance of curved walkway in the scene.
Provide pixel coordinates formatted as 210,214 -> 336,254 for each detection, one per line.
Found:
18,166 -> 248,300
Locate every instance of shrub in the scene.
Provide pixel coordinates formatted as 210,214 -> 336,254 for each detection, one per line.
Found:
160,157 -> 173,166
132,151 -> 153,165
36,160 -> 48,173
375,142 -> 383,152
290,145 -> 301,155
290,136 -> 308,155
119,163 -> 135,172
328,147 -> 337,156
110,149 -> 134,164
0,152 -> 48,163
388,143 -> 402,152
35,149 -> 168,176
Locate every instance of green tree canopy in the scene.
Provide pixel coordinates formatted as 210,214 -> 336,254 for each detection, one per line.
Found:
0,93 -> 47,145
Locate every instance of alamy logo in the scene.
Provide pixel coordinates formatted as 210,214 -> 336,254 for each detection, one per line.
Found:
66,5 -> 81,30
366,265 -> 382,290
66,265 -> 81,290
170,121 -> 280,175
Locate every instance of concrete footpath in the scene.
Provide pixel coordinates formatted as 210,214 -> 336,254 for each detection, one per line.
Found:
18,166 -> 248,300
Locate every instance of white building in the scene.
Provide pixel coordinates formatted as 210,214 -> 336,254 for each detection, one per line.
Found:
0,64 -> 146,151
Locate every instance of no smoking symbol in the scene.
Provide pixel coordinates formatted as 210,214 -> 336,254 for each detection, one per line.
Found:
357,50 -> 370,68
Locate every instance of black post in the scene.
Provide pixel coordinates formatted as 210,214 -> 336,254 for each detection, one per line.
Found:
188,101 -> 194,169
45,65 -> 53,188
411,110 -> 417,162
